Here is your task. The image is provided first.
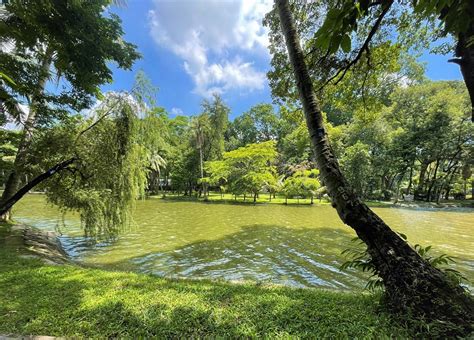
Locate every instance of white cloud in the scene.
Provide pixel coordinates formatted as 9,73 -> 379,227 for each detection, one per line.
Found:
170,107 -> 183,116
148,0 -> 272,97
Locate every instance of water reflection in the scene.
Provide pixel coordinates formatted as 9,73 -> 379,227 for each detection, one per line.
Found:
13,195 -> 474,290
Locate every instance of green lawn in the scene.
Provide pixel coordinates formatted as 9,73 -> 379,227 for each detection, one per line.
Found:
152,191 -> 332,205
150,191 -> 474,208
0,223 -> 415,338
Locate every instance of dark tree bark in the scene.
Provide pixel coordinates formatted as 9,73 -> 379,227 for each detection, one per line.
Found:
426,159 -> 440,202
415,160 -> 430,201
0,158 -> 76,216
276,0 -> 473,334
450,29 -> 474,122
406,163 -> 414,195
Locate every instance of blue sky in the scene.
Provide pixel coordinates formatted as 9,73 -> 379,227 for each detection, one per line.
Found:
102,0 -> 462,121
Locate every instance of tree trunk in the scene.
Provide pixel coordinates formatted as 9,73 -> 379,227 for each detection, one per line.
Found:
451,28 -> 474,122
407,163 -> 414,195
426,159 -> 440,202
276,0 -> 473,333
0,158 -> 76,216
0,47 -> 53,221
415,161 -> 429,201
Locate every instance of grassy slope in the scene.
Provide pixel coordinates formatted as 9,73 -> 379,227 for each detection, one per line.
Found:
0,225 -> 412,338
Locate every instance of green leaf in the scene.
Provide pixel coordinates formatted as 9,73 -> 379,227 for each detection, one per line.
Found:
329,34 -> 342,54
341,34 -> 351,53
398,233 -> 408,240
315,33 -> 330,51
0,71 -> 16,86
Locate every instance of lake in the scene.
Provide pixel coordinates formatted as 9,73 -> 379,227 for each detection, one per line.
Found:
13,195 -> 474,290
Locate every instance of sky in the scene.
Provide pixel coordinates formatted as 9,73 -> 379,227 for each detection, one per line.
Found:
101,0 -> 463,121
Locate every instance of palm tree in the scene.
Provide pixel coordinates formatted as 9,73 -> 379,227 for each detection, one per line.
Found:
148,151 -> 167,194
190,114 -> 211,197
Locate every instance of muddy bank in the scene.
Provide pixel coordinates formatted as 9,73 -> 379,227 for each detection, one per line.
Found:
8,224 -> 71,264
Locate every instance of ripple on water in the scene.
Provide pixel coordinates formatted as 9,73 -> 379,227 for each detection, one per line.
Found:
12,196 -> 474,290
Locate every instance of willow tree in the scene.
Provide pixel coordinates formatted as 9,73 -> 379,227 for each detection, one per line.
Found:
275,0 -> 473,335
0,0 -> 139,220
0,92 -> 149,239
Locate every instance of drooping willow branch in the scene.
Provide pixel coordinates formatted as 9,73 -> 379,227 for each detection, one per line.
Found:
0,90 -> 136,215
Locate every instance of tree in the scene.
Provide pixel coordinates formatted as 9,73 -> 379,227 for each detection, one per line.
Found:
190,114 -> 211,197
0,92 -> 150,239
226,103 -> 280,149
282,168 -> 321,204
0,0 -> 139,220
274,0 -> 473,334
295,0 -> 474,121
202,94 -> 230,160
264,1 -> 427,127
340,142 -> 372,198
204,160 -> 229,198
413,0 -> 474,121
210,141 -> 278,203
385,81 -> 472,201
0,129 -> 19,186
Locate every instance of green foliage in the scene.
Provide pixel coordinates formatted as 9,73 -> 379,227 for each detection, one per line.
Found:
31,94 -> 149,239
204,160 -> 228,187
0,71 -> 15,86
226,103 -> 280,150
205,141 -> 278,199
0,0 -> 140,123
0,129 -> 20,183
340,142 -> 372,197
413,244 -> 468,285
412,0 -> 474,38
264,0 -> 429,121
202,94 -> 230,159
282,169 -> 321,202
341,235 -> 470,292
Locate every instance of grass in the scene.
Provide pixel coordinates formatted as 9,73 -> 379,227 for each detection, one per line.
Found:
151,191 -> 474,208
152,191 -> 339,206
0,223 -> 415,338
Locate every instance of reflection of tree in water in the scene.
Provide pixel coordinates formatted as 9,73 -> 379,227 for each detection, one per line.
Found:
100,225 -> 368,290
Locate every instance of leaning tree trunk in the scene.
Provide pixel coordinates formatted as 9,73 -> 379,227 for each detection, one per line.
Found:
0,48 -> 53,221
276,0 -> 473,334
0,158 -> 76,216
450,27 -> 474,122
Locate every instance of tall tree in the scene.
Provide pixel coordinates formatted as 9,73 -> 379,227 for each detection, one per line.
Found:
190,113 -> 211,196
275,0 -> 473,334
202,94 -> 230,159
0,0 -> 139,220
226,103 -> 280,149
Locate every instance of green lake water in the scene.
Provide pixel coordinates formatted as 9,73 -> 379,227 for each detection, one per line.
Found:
13,195 -> 474,290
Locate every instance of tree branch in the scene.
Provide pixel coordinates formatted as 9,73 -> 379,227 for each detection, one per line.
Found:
316,0 -> 394,91
0,157 -> 76,216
